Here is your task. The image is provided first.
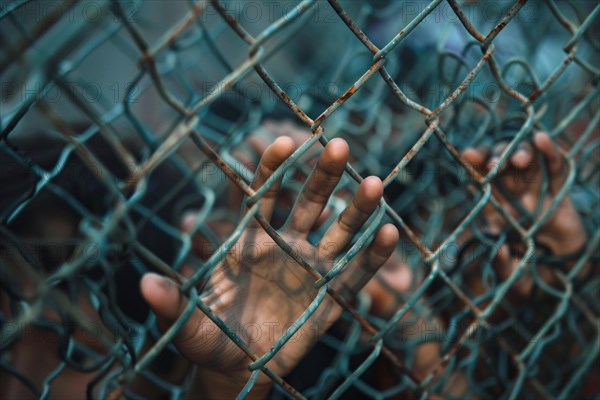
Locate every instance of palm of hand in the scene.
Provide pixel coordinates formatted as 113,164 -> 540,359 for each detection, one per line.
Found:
191,229 -> 327,378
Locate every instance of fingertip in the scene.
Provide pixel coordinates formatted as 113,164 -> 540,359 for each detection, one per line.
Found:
325,138 -> 350,163
270,136 -> 296,160
533,131 -> 554,156
360,176 -> 384,203
141,273 -> 166,301
511,148 -> 532,169
462,148 -> 484,167
140,273 -> 180,320
376,223 -> 400,249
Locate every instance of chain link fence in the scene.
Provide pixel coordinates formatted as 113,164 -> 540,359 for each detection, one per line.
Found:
1,0 -> 599,399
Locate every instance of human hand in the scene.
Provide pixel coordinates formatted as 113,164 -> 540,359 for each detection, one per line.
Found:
228,120 -> 314,213
141,137 -> 398,398
187,120 -> 318,261
462,132 -> 587,296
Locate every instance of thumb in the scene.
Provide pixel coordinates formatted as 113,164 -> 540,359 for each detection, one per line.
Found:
140,273 -> 204,349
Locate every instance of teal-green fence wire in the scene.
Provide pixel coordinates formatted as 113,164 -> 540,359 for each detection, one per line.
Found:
1,1 -> 598,399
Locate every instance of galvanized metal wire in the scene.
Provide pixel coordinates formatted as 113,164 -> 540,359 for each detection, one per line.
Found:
1,0 -> 598,399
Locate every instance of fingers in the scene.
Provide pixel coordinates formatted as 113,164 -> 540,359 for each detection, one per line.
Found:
318,176 -> 383,259
463,140 -> 541,198
285,138 -> 349,236
331,224 -> 399,302
462,146 -> 493,180
463,140 -> 535,175
534,132 -> 566,193
251,136 -> 296,222
462,147 -> 488,177
509,142 -> 533,169
308,224 -> 398,347
430,133 -> 566,200
489,141 -> 534,171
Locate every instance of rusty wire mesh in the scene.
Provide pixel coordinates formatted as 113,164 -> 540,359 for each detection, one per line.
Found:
1,0 -> 599,399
